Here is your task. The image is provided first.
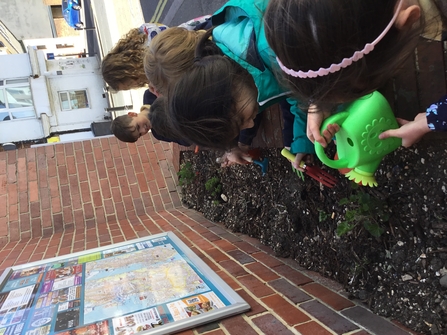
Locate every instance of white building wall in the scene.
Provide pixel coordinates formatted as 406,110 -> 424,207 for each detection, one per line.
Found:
0,54 -> 31,78
0,53 -> 44,143
23,36 -> 86,58
0,49 -> 109,144
0,1 -> 53,40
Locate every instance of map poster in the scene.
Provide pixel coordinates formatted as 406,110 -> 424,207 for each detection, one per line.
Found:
0,232 -> 250,335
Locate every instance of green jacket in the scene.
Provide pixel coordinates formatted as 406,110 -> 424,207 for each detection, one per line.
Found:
212,0 -> 314,154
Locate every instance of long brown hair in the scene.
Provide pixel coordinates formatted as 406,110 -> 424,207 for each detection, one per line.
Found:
101,28 -> 148,91
264,0 -> 424,108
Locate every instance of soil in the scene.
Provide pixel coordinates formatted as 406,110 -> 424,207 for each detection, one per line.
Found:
178,139 -> 447,335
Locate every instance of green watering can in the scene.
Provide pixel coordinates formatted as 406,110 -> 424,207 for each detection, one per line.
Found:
314,91 -> 401,187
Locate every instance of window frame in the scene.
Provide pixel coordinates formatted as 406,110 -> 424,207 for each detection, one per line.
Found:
58,89 -> 90,111
0,78 -> 35,122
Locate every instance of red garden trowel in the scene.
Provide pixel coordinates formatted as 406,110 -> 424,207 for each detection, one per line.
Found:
281,148 -> 337,188
244,148 -> 269,176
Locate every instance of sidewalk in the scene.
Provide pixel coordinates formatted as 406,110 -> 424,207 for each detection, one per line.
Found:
0,134 -> 418,335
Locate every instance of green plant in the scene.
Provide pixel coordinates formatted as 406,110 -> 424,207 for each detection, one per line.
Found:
318,210 -> 329,222
337,189 -> 389,238
177,162 -> 195,186
205,176 -> 222,198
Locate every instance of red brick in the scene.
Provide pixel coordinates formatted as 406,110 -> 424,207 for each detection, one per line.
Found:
261,294 -> 310,325
51,196 -> 62,213
227,249 -> 255,265
27,160 -> 37,181
295,321 -> 338,335
251,251 -> 284,268
58,165 -> 68,185
213,239 -> 237,252
66,155 -> 76,175
233,241 -> 259,254
220,315 -> 258,335
236,288 -> 267,317
246,262 -> 280,282
251,314 -> 295,335
302,283 -> 354,311
205,248 -> 230,263
7,183 -> 17,205
0,217 -> 8,236
274,265 -> 313,286
6,165 -> 16,184
0,195 -> 6,217
238,274 -> 275,298
218,260 -> 248,277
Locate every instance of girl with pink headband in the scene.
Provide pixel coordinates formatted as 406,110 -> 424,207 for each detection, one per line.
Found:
265,0 -> 446,147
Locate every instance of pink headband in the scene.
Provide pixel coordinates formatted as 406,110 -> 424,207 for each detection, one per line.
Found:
277,0 -> 404,79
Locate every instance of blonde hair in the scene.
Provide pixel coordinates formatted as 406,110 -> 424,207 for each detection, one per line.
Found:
102,28 -> 148,91
143,27 -> 207,96
140,104 -> 150,112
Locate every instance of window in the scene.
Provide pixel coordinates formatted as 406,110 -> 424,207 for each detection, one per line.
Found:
0,79 -> 35,122
58,90 -> 89,110
56,44 -> 74,49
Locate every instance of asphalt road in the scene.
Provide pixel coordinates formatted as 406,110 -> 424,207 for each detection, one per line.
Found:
85,0 -> 228,57
140,0 -> 227,26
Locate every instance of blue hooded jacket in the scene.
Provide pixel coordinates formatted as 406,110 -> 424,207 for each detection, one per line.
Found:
211,0 -> 314,154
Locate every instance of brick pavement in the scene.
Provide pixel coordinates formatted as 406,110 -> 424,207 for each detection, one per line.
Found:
0,134 -> 419,334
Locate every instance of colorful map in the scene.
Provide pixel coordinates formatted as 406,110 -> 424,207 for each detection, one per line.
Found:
83,244 -> 209,323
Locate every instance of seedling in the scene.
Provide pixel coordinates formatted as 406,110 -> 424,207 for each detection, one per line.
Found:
337,186 -> 389,237
178,162 -> 195,186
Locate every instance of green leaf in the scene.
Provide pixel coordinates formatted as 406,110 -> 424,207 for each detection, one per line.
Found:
345,210 -> 357,222
363,221 -> 384,237
339,198 -> 350,205
361,203 -> 370,212
336,221 -> 356,236
319,210 -> 328,222
351,182 -> 359,190
360,193 -> 371,204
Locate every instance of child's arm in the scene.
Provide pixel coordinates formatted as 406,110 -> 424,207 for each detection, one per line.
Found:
218,114 -> 264,166
379,94 -> 447,147
288,97 -> 315,155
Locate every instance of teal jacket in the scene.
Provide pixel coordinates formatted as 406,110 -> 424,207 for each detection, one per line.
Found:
211,0 -> 314,154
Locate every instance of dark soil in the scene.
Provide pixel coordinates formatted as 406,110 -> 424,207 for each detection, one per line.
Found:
178,140 -> 447,335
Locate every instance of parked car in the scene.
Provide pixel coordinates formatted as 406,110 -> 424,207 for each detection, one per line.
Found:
62,0 -> 83,29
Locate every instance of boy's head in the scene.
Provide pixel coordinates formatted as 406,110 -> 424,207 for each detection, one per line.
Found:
111,106 -> 151,143
264,0 -> 423,107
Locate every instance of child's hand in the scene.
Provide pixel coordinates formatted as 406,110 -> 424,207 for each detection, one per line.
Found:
306,105 -> 334,147
292,153 -> 314,172
379,113 -> 430,147
218,147 -> 251,167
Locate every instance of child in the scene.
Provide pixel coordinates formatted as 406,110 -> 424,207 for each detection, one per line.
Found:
110,92 -> 190,146
101,17 -> 212,92
165,0 -> 315,170
101,23 -> 169,91
143,27 -> 219,96
264,0 -> 446,147
379,95 -> 447,146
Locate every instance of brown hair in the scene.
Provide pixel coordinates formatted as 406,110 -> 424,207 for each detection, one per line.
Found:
101,28 -> 148,91
110,114 -> 137,143
167,30 -> 256,149
264,0 -> 424,109
110,105 -> 151,143
143,27 -> 218,96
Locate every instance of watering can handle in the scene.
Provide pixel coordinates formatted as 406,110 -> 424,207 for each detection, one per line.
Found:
314,111 -> 350,169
